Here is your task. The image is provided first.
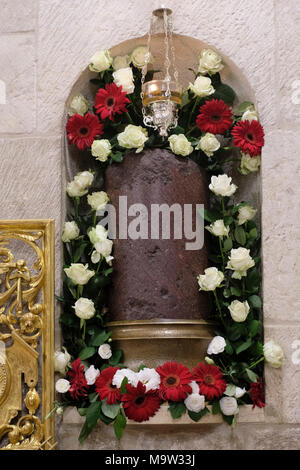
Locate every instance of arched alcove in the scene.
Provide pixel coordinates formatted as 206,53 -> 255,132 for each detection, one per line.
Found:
61,33 -> 264,444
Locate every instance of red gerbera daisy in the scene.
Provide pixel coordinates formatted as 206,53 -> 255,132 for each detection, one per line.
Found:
193,363 -> 226,400
249,379 -> 265,409
231,120 -> 264,156
67,358 -> 89,400
121,382 -> 161,422
95,366 -> 121,405
66,112 -> 103,150
95,83 -> 130,121
156,361 -> 193,402
196,99 -> 233,135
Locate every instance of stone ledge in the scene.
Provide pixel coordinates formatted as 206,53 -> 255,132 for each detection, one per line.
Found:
63,404 -> 264,426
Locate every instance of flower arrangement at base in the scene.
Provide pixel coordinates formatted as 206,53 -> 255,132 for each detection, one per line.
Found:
54,45 -> 284,442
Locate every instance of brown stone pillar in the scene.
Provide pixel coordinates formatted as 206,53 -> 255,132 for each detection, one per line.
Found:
105,148 -> 213,367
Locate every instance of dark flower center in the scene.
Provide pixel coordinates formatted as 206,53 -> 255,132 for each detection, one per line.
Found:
166,376 -> 177,386
135,396 -> 145,406
106,97 -> 115,107
204,374 -> 214,385
79,127 -> 88,135
247,133 -> 254,142
211,114 -> 221,122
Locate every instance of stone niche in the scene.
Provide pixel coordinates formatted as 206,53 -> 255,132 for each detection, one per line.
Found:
64,34 -> 261,374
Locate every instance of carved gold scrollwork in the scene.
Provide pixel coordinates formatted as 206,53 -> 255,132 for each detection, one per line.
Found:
0,220 -> 54,450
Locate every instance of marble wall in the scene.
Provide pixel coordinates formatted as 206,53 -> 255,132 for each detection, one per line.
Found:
0,0 -> 300,450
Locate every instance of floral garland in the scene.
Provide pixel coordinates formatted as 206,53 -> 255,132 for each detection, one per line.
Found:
54,46 -> 284,442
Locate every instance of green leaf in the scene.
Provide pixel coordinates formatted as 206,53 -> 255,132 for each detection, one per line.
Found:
237,101 -> 253,113
86,401 -> 101,429
222,414 -> 235,425
114,410 -> 127,440
234,226 -> 246,246
246,368 -> 259,383
101,400 -> 120,419
249,319 -> 261,337
223,237 -> 233,252
111,152 -> 123,163
73,242 -> 88,263
120,376 -> 129,395
202,208 -> 221,223
225,340 -> 234,355
212,401 -> 221,415
188,407 -> 210,422
168,401 -> 186,419
78,407 -> 88,416
79,419 -> 94,444
230,286 -> 242,297
213,84 -> 236,105
248,228 -> 258,240
109,349 -> 123,366
88,392 -> 99,403
224,216 -> 234,226
79,346 -> 96,360
248,295 -> 262,309
138,364 -> 146,372
90,330 -> 111,347
235,338 -> 252,355
228,323 -> 245,341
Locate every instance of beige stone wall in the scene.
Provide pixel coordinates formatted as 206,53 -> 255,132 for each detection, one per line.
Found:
0,0 -> 300,450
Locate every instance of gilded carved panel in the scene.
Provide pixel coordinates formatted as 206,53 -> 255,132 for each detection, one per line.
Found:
0,220 -> 55,450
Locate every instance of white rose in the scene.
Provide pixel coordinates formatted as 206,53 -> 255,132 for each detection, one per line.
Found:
98,343 -> 112,360
209,174 -> 238,197
56,407 -> 64,416
66,180 -> 88,198
55,378 -> 70,394
54,348 -> 71,375
74,171 -> 94,189
91,139 -> 112,162
62,221 -> 80,243
73,297 -> 95,320
113,67 -> 135,94
87,191 -> 109,212
88,225 -> 108,245
237,205 -> 257,226
189,76 -> 215,97
137,368 -> 161,392
85,365 -> 100,385
94,238 -> 113,258
196,133 -> 220,157
68,94 -> 89,116
168,134 -> 193,157
198,49 -> 224,75
240,154 -> 261,175
241,107 -> 259,122
226,248 -> 255,279
89,49 -> 113,72
197,267 -> 224,291
190,381 -> 200,394
235,387 -> 247,399
228,300 -> 250,323
112,368 -> 138,388
207,336 -> 226,355
264,340 -> 284,368
220,397 -> 239,416
117,124 -> 148,153
113,54 -> 131,71
131,46 -> 151,68
206,219 -> 229,238
184,394 -> 206,413
64,263 -> 95,285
